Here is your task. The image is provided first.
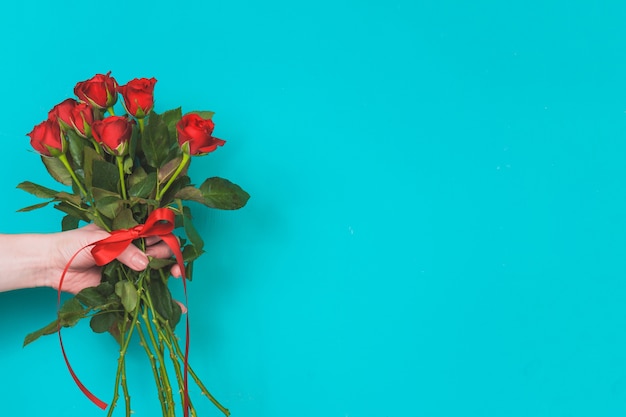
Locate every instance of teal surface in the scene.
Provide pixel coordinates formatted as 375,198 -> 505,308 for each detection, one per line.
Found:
1,0 -> 626,416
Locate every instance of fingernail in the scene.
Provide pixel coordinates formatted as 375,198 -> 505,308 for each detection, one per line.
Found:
133,254 -> 149,270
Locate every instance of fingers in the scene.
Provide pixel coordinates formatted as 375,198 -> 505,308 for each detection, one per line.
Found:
116,245 -> 149,271
176,300 -> 188,314
170,264 -> 182,278
145,241 -> 174,259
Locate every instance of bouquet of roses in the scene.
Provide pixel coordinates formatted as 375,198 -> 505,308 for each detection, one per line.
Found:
19,72 -> 248,417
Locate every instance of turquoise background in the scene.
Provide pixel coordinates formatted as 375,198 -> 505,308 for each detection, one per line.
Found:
1,0 -> 626,416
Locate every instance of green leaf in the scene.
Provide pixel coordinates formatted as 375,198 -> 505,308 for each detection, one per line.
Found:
148,275 -> 180,326
17,201 -> 52,212
41,155 -> 72,186
55,191 -> 82,206
123,155 -> 134,174
113,208 -> 139,230
67,130 -> 87,168
160,176 -> 191,206
83,146 -> 103,191
59,297 -> 89,327
96,281 -> 115,297
199,177 -> 250,210
92,187 -> 124,219
127,166 -> 147,189
148,257 -> 176,269
115,281 -> 138,313
143,112 -> 173,168
129,171 -> 156,198
90,312 -> 118,333
182,244 -> 204,264
174,186 -> 204,204
184,259 -> 195,282
92,159 -> 120,193
23,319 -> 60,347
187,110 -> 215,120
183,210 -> 204,252
54,201 -> 90,221
76,286 -> 107,308
17,181 -> 59,199
158,155 -> 185,183
61,215 -> 80,231
161,107 -> 183,139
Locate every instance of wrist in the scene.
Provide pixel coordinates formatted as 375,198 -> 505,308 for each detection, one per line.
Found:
0,233 -> 55,292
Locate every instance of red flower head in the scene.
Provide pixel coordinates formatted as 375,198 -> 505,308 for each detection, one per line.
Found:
27,120 -> 65,157
48,98 -> 78,129
74,72 -> 118,110
91,116 -> 133,156
176,113 -> 225,155
69,102 -> 95,137
118,78 -> 157,118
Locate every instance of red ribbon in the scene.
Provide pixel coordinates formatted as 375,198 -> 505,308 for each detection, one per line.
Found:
57,207 -> 190,415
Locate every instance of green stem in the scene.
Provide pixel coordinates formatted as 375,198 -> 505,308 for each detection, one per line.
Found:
58,153 -> 88,197
160,321 -> 230,416
108,106 -> 116,116
157,153 -> 190,202
137,324 -> 169,417
155,324 -> 198,417
107,273 -> 144,417
138,118 -> 145,135
121,359 -> 131,417
116,155 -> 128,201
141,293 -> 175,416
89,137 -> 103,155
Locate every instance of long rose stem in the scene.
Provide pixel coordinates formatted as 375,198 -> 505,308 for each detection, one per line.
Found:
116,155 -> 128,201
161,323 -> 230,416
141,293 -> 175,416
107,273 -> 144,417
137,324 -> 168,416
58,153 -> 88,197
157,153 -> 190,201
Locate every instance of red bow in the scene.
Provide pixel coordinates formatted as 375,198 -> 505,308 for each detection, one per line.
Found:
57,207 -> 190,415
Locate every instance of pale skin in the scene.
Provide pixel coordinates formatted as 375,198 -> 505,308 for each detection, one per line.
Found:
0,224 -> 182,296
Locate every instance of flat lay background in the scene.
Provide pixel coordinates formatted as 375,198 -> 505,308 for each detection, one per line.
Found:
2,1 -> 626,416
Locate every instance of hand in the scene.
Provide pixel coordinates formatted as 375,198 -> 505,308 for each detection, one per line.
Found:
46,224 -> 179,294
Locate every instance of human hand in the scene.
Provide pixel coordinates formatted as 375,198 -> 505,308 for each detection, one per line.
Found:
46,223 -> 180,294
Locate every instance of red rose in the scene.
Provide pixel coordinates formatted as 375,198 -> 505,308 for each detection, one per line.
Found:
69,102 -> 95,137
118,78 -> 157,118
48,98 -> 78,129
27,120 -> 65,156
176,113 -> 226,155
74,72 -> 118,109
91,116 -> 133,156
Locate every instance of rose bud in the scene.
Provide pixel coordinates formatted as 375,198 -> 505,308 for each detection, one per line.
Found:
118,78 -> 157,118
69,102 -> 95,137
74,72 -> 118,110
48,98 -> 78,130
91,116 -> 133,156
176,113 -> 225,155
27,120 -> 65,157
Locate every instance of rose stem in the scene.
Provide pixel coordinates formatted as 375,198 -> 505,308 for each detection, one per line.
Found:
58,153 -> 89,197
116,155 -> 128,201
107,274 -> 144,417
156,153 -> 190,201
121,358 -> 131,417
137,323 -> 169,416
162,324 -> 231,416
141,293 -> 175,415
155,324 -> 199,417
155,269 -> 195,414
138,118 -> 145,135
